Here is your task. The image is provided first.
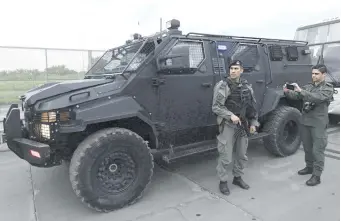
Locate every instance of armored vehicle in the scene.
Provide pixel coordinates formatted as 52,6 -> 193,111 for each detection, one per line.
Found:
3,19 -> 313,212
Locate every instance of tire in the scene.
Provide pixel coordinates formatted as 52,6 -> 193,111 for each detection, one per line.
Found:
261,106 -> 302,157
329,114 -> 340,125
69,127 -> 154,212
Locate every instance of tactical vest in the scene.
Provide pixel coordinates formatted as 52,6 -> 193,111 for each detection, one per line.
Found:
225,78 -> 253,118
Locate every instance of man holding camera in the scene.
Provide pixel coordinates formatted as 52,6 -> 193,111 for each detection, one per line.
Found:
283,64 -> 334,186
212,60 -> 259,195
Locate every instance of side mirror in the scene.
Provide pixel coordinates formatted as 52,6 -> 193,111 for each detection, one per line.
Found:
157,44 -> 192,74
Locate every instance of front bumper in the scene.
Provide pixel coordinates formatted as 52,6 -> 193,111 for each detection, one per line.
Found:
3,104 -> 57,167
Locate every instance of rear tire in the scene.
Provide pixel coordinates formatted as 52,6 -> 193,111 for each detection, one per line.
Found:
262,106 -> 302,157
329,114 -> 340,125
69,127 -> 154,212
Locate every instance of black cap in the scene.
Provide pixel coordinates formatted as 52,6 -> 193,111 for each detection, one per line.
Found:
229,60 -> 243,68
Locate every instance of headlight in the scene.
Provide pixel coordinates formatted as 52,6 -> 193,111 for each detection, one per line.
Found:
41,124 -> 50,139
40,111 -> 70,123
41,112 -> 56,123
59,111 -> 70,122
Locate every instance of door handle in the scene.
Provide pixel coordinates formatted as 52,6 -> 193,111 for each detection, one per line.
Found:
201,82 -> 212,87
256,80 -> 264,83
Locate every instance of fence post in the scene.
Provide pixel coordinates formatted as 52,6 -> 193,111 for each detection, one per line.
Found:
45,49 -> 48,82
88,50 -> 92,75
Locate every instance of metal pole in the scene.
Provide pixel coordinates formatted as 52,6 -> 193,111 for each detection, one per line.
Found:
45,49 -> 48,82
160,18 -> 162,32
88,50 -> 92,75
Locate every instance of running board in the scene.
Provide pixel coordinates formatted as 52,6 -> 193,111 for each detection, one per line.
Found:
162,142 -> 217,164
248,132 -> 269,140
161,132 -> 269,163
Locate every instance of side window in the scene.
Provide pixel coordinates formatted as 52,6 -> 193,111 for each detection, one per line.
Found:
126,41 -> 156,71
327,23 -> 340,42
230,44 -> 259,72
323,43 -> 340,81
309,45 -> 323,65
162,40 -> 205,74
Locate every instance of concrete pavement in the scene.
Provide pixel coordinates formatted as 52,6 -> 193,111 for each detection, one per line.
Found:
0,127 -> 339,221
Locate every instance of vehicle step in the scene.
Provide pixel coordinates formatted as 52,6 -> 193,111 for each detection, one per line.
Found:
248,132 -> 269,140
162,143 -> 217,163
161,132 -> 269,163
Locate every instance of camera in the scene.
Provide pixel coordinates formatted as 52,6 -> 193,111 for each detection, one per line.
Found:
302,102 -> 316,113
285,83 -> 295,90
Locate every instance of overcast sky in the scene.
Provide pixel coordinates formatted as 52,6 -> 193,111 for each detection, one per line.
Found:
1,0 -> 339,49
0,0 -> 339,71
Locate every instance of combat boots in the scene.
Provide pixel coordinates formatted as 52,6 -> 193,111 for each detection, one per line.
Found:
298,167 -> 313,175
232,176 -> 250,189
219,181 -> 230,195
306,175 -> 321,186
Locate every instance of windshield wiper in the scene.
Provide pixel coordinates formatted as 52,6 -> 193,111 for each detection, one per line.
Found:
86,71 -> 128,80
84,73 -> 117,79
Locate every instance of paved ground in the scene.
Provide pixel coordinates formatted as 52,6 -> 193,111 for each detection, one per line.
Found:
0,126 -> 339,221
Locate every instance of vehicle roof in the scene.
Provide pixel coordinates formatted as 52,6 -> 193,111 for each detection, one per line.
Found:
173,32 -> 308,46
296,18 -> 340,31
111,29 -> 309,51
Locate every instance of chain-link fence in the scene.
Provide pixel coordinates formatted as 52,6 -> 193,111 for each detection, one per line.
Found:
0,46 -> 106,140
0,46 -> 106,105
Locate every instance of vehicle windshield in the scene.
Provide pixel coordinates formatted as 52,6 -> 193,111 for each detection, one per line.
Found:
85,39 -> 155,77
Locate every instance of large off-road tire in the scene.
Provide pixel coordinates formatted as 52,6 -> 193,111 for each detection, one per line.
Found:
262,106 -> 302,157
329,114 -> 340,125
69,127 -> 154,212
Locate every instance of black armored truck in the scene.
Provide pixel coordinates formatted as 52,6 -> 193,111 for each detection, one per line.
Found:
3,19 -> 313,212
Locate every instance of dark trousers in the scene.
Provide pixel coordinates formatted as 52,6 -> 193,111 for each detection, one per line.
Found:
300,125 -> 328,176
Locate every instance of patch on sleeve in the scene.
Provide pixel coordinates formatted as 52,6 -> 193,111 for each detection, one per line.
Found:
217,92 -> 224,101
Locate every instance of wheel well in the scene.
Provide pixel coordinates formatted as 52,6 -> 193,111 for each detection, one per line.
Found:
85,117 -> 157,149
259,97 -> 302,130
278,97 -> 302,112
63,117 -> 157,159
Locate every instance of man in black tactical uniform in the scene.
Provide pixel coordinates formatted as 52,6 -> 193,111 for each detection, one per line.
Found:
284,64 -> 334,186
212,60 -> 259,195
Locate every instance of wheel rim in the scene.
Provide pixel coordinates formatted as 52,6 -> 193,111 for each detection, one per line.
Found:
95,152 -> 137,194
281,120 -> 299,146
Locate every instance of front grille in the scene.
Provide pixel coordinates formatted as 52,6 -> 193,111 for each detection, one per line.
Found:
33,123 -> 41,137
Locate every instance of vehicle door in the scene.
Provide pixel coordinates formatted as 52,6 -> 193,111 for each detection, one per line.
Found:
154,39 -> 215,147
232,43 -> 267,113
210,41 -> 267,115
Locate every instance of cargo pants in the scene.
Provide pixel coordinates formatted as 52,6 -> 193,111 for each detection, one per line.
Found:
216,123 -> 248,181
300,124 -> 328,176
